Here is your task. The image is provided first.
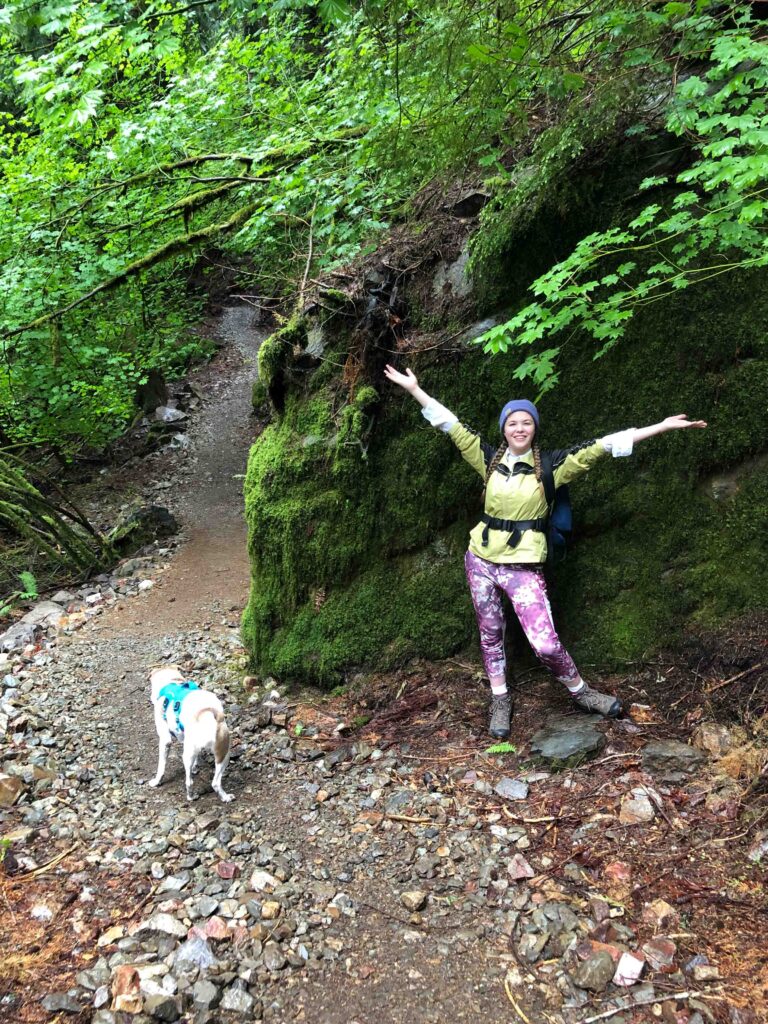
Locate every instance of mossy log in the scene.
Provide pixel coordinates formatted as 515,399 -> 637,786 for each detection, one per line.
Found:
0,454 -> 114,579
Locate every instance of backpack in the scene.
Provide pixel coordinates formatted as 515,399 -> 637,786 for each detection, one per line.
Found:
540,452 -> 572,565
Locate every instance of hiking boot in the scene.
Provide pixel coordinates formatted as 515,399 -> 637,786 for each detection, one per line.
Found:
572,685 -> 622,718
489,693 -> 513,739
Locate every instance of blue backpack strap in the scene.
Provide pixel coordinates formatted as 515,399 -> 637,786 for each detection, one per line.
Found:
540,451 -> 556,509
540,451 -> 571,566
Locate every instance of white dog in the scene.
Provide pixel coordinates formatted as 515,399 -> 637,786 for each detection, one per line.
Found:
148,665 -> 233,802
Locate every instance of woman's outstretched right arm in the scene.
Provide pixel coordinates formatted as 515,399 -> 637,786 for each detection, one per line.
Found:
385,364 -> 489,476
384,365 -> 458,432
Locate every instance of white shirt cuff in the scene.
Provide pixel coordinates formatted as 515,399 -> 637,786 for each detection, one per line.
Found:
421,399 -> 458,433
601,429 -> 635,457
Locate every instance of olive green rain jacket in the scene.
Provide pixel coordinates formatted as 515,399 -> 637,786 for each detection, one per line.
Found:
447,422 -> 607,565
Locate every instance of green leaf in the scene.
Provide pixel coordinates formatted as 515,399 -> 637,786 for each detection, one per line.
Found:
467,43 -> 496,64
638,175 -> 668,191
318,0 -> 353,26
486,741 -> 517,755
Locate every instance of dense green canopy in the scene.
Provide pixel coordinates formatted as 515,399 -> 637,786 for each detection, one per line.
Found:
2,1 -> 767,449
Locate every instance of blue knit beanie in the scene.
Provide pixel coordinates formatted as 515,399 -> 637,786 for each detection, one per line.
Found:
499,399 -> 539,433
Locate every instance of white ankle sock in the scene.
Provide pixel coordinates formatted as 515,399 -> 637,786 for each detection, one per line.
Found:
490,682 -> 508,696
565,679 -> 586,695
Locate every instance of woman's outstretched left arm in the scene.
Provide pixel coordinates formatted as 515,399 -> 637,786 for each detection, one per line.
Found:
599,415 -> 706,459
626,414 -> 707,445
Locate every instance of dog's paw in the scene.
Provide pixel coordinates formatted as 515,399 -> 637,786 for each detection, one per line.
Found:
218,791 -> 235,803
147,779 -> 161,788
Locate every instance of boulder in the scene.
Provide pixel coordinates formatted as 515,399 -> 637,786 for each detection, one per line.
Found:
530,715 -> 605,766
109,506 -> 180,556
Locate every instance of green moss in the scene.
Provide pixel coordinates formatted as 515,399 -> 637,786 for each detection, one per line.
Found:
251,377 -> 268,410
318,286 -> 353,308
256,314 -> 308,410
243,535 -> 471,684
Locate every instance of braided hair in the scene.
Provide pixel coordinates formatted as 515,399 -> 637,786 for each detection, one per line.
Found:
483,440 -> 508,491
532,438 -> 544,490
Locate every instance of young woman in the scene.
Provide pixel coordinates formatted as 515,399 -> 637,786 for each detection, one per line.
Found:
384,364 -> 707,739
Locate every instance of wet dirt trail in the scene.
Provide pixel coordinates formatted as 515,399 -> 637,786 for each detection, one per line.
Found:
95,305 -> 260,636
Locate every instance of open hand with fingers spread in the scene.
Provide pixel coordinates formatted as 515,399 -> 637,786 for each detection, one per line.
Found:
661,414 -> 708,431
384,364 -> 418,393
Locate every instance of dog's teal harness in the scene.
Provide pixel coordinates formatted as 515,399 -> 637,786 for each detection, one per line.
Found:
158,681 -> 199,735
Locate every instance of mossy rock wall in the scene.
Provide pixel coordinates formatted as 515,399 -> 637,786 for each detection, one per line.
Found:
243,254 -> 768,687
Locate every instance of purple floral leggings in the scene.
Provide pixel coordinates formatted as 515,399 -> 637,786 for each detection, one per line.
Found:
464,550 -> 580,687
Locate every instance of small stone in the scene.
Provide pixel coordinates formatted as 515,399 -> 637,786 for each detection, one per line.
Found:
203,915 -> 230,940
261,901 -> 281,920
173,935 -> 218,971
518,932 -> 549,963
136,912 -> 187,938
192,979 -> 221,1010
613,951 -> 645,987
570,952 -> 616,992
143,993 -> 181,1021
20,601 -> 66,627
576,939 -> 622,964
530,715 -> 605,766
41,991 -> 81,1013
94,986 -> 110,1009
98,925 -> 125,947
507,854 -> 535,880
747,832 -> 768,863
110,965 -> 142,1014
603,861 -> 632,896
263,942 -> 287,971
0,773 -> 25,807
249,868 -> 279,892
642,740 -> 705,782
189,896 -> 217,919
642,936 -> 677,972
691,722 -> 742,757
220,984 -> 254,1014
619,787 -> 656,825
215,860 -> 240,880
76,967 -> 111,991
691,964 -> 721,982
494,778 -> 529,801
400,891 -> 427,912
642,899 -> 679,931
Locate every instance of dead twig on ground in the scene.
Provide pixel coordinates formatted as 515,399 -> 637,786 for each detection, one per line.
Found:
124,881 -> 161,922
581,991 -> 693,1023
504,975 -> 532,1023
6,844 -> 79,883
706,662 -> 766,694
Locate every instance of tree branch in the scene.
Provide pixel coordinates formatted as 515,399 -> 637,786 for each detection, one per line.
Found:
2,203 -> 258,339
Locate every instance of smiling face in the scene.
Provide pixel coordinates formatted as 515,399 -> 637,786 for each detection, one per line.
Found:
503,411 -> 536,455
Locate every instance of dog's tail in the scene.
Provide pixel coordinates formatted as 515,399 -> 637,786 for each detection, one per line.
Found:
196,707 -> 230,763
